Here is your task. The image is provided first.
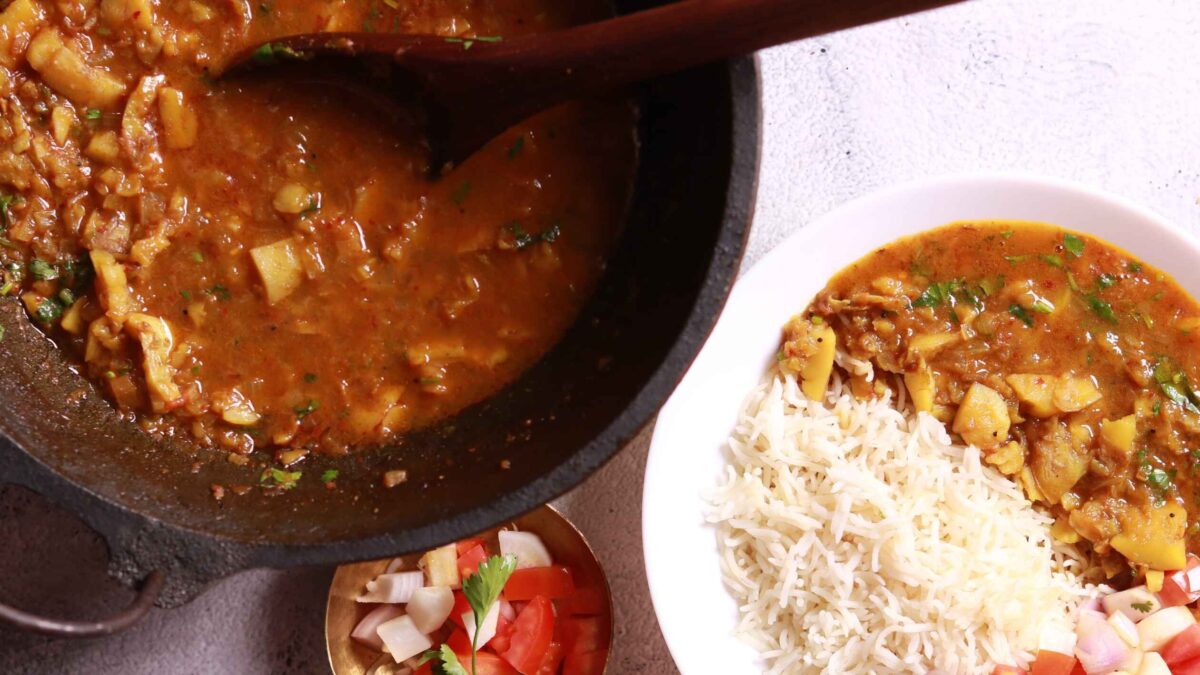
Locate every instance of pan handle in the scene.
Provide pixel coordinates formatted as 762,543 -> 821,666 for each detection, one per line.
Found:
0,570 -> 165,637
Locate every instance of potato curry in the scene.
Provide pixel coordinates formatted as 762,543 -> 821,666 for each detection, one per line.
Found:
783,222 -> 1200,578
0,0 -> 636,456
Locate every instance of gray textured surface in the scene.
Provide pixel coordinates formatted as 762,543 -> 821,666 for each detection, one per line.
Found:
4,0 -> 1200,672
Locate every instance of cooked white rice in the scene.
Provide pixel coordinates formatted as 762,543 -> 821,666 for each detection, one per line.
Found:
704,370 -> 1103,674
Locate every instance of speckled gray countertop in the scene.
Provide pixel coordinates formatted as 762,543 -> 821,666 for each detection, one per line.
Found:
3,0 -> 1200,672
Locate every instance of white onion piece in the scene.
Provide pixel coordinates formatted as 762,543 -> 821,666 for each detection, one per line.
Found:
1040,624 -> 1078,655
352,604 -> 404,651
1107,612 -> 1140,648
498,598 -> 515,622
358,572 -> 425,604
407,586 -> 455,634
462,603 -> 500,648
1079,596 -> 1104,615
498,530 -> 553,569
1136,652 -> 1171,675
1104,586 -> 1162,622
1119,648 -> 1144,674
1137,605 -> 1196,652
1075,610 -> 1129,673
377,615 -> 432,664
384,557 -> 405,574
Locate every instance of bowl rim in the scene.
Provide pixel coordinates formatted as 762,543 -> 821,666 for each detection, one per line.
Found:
641,172 -> 1200,673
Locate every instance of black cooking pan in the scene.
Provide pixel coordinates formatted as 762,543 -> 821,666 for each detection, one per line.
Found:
0,3 -> 761,634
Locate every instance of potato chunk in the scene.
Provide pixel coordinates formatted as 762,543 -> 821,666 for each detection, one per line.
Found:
123,313 -> 182,412
904,366 -> 935,414
0,0 -> 46,69
952,383 -> 1010,449
780,316 -> 836,401
1100,414 -> 1137,456
250,238 -> 303,304
1112,502 -> 1188,571
157,87 -> 197,149
1029,420 -> 1088,505
1053,376 -> 1102,413
1006,373 -> 1059,418
26,29 -> 126,108
90,249 -> 135,321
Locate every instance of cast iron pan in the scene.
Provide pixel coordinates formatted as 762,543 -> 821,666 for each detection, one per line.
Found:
0,0 -> 761,635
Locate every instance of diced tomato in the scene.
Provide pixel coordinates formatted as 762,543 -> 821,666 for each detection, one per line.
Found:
562,649 -> 608,675
1174,660 -> 1200,675
562,587 -> 606,616
456,537 -> 486,556
501,596 -> 555,674
446,627 -> 473,654
1161,555 -> 1200,607
991,667 -> 1027,675
533,641 -> 565,675
1067,662 -> 1084,675
457,544 -> 489,579
505,566 -> 575,601
1030,650 -> 1076,675
413,662 -> 433,675
1164,624 -> 1200,668
562,617 -> 608,657
449,652 -> 519,675
449,591 -> 471,628
491,613 -> 514,653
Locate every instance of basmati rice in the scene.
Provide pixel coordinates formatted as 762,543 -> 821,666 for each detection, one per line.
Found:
704,370 -> 1104,674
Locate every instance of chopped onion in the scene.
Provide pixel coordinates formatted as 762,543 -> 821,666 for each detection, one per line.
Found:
377,615 -> 432,663
498,530 -> 553,569
462,602 -> 500,648
1075,610 -> 1129,673
1107,611 -> 1140,648
1138,652 -> 1172,675
1103,586 -> 1162,622
406,586 -> 455,634
1137,605 -> 1196,652
358,571 -> 425,604
498,597 -> 515,622
352,604 -> 403,651
384,557 -> 405,574
1119,648 -> 1144,674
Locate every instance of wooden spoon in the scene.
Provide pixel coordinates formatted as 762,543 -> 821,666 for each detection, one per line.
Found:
224,0 -> 965,171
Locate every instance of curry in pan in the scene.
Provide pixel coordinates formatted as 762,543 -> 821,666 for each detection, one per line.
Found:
0,0 -> 636,457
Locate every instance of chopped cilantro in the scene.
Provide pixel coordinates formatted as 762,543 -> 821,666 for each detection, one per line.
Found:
1085,295 -> 1117,324
294,399 -> 319,419
303,372 -> 317,383
1154,358 -> 1200,414
507,134 -> 525,160
57,288 -> 75,306
33,297 -> 63,323
1131,601 -> 1154,614
1066,271 -> 1082,293
1153,401 -> 1163,415
206,284 -> 231,301
1031,298 -> 1054,314
180,289 -> 192,302
252,42 -> 306,65
1097,273 -> 1118,289
85,108 -> 102,121
300,196 -> 320,216
0,194 -> 15,229
320,469 -> 339,483
1003,255 -> 1030,265
450,181 -> 472,206
1039,254 -> 1064,268
28,259 -> 58,281
1008,304 -> 1034,327
1000,229 -> 1014,239
1063,233 -> 1085,257
1128,260 -> 1144,273
260,467 -> 301,490
1152,291 -> 1165,301
190,251 -> 204,263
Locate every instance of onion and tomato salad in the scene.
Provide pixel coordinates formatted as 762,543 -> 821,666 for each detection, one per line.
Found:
350,529 -> 609,675
993,556 -> 1200,675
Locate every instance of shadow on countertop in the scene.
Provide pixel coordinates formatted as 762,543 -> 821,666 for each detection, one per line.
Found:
0,484 -> 334,675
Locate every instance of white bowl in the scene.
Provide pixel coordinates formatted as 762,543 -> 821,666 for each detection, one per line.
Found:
641,173 -> 1200,674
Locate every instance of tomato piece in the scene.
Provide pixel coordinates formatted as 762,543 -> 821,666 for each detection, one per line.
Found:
413,662 -> 433,675
1175,660 -> 1200,675
504,566 -> 575,601
562,617 -> 608,656
449,591 -> 471,628
1161,555 -> 1200,607
533,641 -> 565,675
562,587 -> 606,616
562,650 -> 608,675
447,628 -> 473,654
490,613 -> 514,654
458,544 -> 489,579
449,651 -> 520,675
501,596 -> 555,673
991,667 -> 1027,675
456,537 -> 486,556
1067,662 -> 1084,675
1164,624 -> 1200,667
1030,650 -> 1076,675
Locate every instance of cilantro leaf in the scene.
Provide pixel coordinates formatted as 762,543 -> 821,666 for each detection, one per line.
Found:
293,399 -> 319,419
1155,358 -> 1200,414
1008,303 -> 1034,327
1085,295 -> 1118,324
1063,233 -> 1085,257
320,469 -> 339,483
1039,254 -> 1064,268
0,194 -> 16,229
1131,601 -> 1153,613
28,259 -> 58,280
422,646 -> 469,675
463,554 -> 518,665
1097,273 -> 1118,289
259,467 -> 301,490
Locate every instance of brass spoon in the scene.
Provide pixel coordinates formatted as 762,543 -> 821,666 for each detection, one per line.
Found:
325,505 -> 612,675
224,0 -> 964,171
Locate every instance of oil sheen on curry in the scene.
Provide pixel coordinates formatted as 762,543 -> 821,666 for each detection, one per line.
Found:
0,0 -> 636,455
783,222 -> 1200,577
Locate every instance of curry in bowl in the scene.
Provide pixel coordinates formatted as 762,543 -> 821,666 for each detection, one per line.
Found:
0,0 -> 636,457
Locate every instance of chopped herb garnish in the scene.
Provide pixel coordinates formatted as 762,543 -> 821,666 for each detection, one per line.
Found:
320,469 -> 339,483
1152,291 -> 1165,301
1131,601 -> 1154,614
462,555 -> 518,673
28,259 -> 58,281
34,297 -> 63,323
540,222 -> 561,243
1154,358 -> 1200,414
1085,295 -> 1118,324
303,372 -> 317,383
260,467 -> 302,490
420,376 -> 444,385
1003,255 -> 1030,265
1031,298 -> 1054,314
0,194 -> 15,229
252,42 -> 306,65
206,284 -> 231,301
421,645 -> 468,675
1063,233 -> 1085,257
450,181 -> 471,206
1147,466 -> 1175,492
294,399 -> 319,418
1009,304 -> 1035,327
1097,273 -> 1118,289
57,288 -> 75,306
912,280 -> 958,309
507,134 -> 525,160
1039,254 -> 1064,268
1000,230 -> 1014,239
1153,401 -> 1163,415
190,251 -> 204,263
85,108 -> 102,121
180,289 -> 192,302
300,196 -> 320,216
1128,260 -> 1144,273
1066,271 -> 1082,293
